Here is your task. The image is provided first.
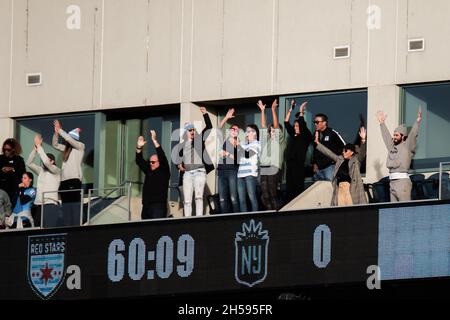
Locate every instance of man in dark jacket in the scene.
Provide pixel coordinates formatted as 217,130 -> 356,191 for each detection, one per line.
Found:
136,130 -> 170,220
312,113 -> 346,181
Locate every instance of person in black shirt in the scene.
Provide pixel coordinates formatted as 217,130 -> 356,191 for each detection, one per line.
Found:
0,138 -> 26,205
136,130 -> 170,220
284,100 -> 313,202
312,113 -> 346,181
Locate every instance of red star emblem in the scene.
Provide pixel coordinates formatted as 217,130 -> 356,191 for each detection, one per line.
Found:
40,263 -> 54,286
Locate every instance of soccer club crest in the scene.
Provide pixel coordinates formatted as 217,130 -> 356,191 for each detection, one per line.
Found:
234,220 -> 269,287
27,234 -> 67,299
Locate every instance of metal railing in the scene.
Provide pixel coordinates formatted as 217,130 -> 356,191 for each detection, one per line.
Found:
86,182 -> 132,224
41,189 -> 84,228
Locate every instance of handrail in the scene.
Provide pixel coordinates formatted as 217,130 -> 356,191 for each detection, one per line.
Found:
87,183 -> 132,224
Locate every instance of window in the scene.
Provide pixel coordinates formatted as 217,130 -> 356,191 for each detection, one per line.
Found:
402,82 -> 450,170
15,114 -> 97,189
103,108 -> 180,201
282,89 -> 368,173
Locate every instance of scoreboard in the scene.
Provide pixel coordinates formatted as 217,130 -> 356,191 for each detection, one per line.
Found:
0,200 -> 449,300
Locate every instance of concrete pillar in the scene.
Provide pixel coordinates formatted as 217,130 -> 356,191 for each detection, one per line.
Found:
0,117 -> 14,143
366,85 -> 400,182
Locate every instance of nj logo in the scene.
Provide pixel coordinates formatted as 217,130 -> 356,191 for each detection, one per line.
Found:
234,220 -> 269,287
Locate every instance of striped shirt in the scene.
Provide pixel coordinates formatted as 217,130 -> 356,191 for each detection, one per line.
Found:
237,140 -> 261,178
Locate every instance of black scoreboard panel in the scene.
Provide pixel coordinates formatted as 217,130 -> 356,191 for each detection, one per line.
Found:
0,200 -> 448,300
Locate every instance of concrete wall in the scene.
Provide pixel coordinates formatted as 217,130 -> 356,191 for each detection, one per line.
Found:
2,0 -> 450,114
2,0 -> 450,183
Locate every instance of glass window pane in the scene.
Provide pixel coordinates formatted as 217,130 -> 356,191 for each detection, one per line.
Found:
16,114 -> 96,188
403,83 -> 450,170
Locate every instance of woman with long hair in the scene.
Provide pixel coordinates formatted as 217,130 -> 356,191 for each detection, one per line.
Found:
0,138 -> 26,204
52,119 -> 85,226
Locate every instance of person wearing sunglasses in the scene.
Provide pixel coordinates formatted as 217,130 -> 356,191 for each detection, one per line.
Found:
284,100 -> 313,202
314,127 -> 367,206
175,106 -> 214,217
136,130 -> 170,220
258,99 -> 285,210
0,138 -> 26,204
312,113 -> 346,182
217,108 -> 241,213
377,107 -> 422,202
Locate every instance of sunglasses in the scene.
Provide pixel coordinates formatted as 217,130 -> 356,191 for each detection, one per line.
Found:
188,128 -> 195,132
150,160 -> 159,164
314,120 -> 324,124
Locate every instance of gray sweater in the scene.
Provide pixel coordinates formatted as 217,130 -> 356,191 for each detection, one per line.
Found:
52,129 -> 85,181
27,146 -> 61,205
0,189 -> 11,225
380,121 -> 419,174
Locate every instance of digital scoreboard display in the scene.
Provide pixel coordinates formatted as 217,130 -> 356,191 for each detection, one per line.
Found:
0,201 -> 448,300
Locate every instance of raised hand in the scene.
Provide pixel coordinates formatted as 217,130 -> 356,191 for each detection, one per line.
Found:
271,99 -> 278,110
359,127 -> 367,141
54,120 -> 61,133
137,136 -> 147,148
299,101 -> 308,115
376,110 -> 387,124
34,134 -> 43,148
257,100 -> 266,111
225,108 -> 235,120
417,106 -> 422,123
150,130 -> 157,142
290,99 -> 296,111
199,106 -> 207,114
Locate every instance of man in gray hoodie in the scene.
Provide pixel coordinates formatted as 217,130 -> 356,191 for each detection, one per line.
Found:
377,107 -> 422,202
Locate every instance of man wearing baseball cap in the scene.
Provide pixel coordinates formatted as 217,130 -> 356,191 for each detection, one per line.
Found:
377,107 -> 422,202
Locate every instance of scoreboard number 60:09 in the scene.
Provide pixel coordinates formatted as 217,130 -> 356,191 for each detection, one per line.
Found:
107,235 -> 195,282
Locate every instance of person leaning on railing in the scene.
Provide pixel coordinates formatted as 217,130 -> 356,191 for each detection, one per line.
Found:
27,134 -> 61,228
136,130 -> 170,220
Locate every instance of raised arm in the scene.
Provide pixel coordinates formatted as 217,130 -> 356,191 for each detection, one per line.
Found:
58,129 -> 85,151
407,107 -> 422,152
151,130 -> 170,174
26,148 -> 42,175
52,122 -> 66,152
219,108 -> 235,129
377,111 -> 394,150
357,127 -> 367,162
271,99 -> 279,129
257,100 -> 267,129
135,136 -> 148,173
315,131 -> 339,162
200,106 -> 213,140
